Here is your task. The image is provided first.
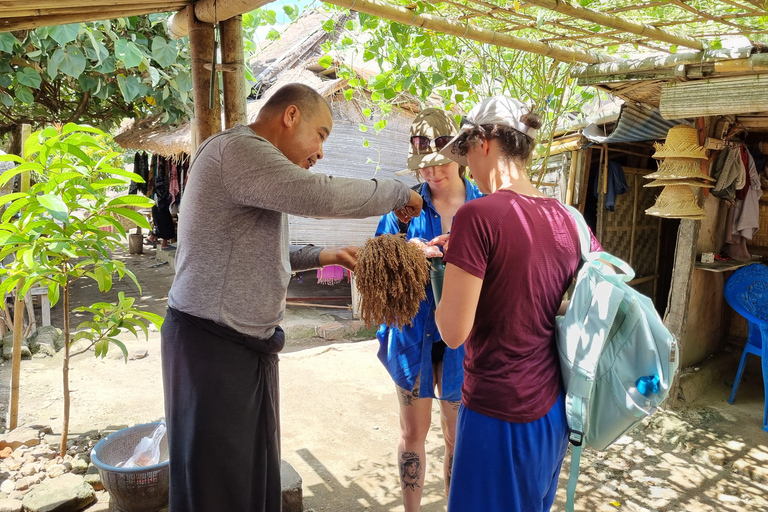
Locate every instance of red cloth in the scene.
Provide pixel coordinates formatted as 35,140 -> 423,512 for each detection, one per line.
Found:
444,190 -> 599,423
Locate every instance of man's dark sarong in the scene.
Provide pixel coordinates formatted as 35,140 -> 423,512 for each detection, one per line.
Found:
161,306 -> 285,512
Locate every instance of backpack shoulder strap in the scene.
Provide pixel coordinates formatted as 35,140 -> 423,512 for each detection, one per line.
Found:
564,205 -> 591,261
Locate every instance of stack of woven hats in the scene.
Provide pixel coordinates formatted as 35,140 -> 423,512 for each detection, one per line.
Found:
644,124 -> 714,220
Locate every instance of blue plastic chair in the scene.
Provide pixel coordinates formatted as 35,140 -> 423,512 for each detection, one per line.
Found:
724,263 -> 768,433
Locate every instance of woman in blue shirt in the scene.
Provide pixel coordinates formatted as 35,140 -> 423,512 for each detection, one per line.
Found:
375,108 -> 482,511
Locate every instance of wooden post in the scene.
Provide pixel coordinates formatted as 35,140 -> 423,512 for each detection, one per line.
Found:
10,280 -> 25,430
188,6 -> 221,146
9,124 -> 31,431
663,219 -> 701,409
220,15 -> 248,129
564,150 -> 577,206
629,174 -> 639,267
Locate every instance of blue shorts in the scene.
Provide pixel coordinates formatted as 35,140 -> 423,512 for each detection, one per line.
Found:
448,393 -> 569,512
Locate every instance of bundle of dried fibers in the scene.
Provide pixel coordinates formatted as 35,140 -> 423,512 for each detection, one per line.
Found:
355,234 -> 430,329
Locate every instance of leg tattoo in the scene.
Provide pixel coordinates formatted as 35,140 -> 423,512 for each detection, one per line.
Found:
446,453 -> 454,491
398,387 -> 414,407
400,452 -> 422,492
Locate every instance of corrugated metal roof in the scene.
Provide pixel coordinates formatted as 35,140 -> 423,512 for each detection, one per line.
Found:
582,103 -> 689,144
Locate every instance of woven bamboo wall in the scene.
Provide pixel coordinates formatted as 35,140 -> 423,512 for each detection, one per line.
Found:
600,171 -> 660,286
751,200 -> 768,248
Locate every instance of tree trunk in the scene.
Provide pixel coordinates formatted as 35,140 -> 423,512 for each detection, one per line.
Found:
9,280 -> 25,430
60,277 -> 70,457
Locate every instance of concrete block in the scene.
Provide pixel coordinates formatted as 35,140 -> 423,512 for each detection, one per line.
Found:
281,459 -> 302,512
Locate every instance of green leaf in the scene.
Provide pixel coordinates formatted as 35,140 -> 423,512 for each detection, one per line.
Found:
117,75 -> 141,103
47,284 -> 61,307
107,207 -> 151,229
94,339 -> 109,358
0,92 -> 13,108
343,89 -> 354,101
37,194 -> 69,222
669,45 -> 677,54
49,24 -> 80,46
54,45 -> 87,78
109,338 -> 129,362
15,86 -> 34,105
115,38 -> 144,69
151,36 -> 178,67
318,55 -> 333,69
93,265 -> 112,292
16,67 -> 42,89
0,33 -> 18,53
107,195 -> 153,207
322,19 -> 335,32
148,66 -> 160,87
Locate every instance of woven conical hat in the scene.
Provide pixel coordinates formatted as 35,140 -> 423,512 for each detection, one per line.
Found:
645,157 -> 715,181
645,185 -> 705,219
644,178 -> 714,189
653,125 -> 707,160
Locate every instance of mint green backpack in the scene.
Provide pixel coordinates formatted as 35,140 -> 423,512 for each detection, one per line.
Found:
558,206 -> 679,512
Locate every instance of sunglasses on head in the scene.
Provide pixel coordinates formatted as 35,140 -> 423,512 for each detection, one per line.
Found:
410,135 -> 453,155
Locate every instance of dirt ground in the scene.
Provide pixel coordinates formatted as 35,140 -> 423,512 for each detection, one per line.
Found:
1,245 -> 767,512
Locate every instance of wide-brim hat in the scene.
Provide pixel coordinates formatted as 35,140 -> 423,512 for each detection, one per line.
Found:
645,185 -> 705,219
644,178 -> 714,188
652,125 -> 707,160
405,108 -> 459,172
439,96 -> 538,167
645,157 -> 715,181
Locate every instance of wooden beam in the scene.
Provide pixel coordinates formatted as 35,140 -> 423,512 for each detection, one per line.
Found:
167,0 -> 273,39
188,5 -> 222,146
0,0 -> 189,7
323,0 -> 615,64
2,3 -> 188,18
522,0 -> 703,50
0,5 -> 187,31
220,15 -> 248,129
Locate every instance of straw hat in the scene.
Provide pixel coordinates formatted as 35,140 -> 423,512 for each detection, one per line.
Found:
406,108 -> 458,171
652,125 -> 707,160
645,185 -> 705,219
644,178 -> 714,188
645,157 -> 715,181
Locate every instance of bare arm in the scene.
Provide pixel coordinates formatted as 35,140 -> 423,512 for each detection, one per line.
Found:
435,262 -> 483,349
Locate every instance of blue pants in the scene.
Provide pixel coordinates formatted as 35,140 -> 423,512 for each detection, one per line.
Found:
448,394 -> 569,512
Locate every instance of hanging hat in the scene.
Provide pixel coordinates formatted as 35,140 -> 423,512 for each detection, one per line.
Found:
644,178 -> 714,188
645,157 -> 715,182
645,185 -> 705,219
404,108 -> 459,172
652,125 -> 707,160
439,96 -> 537,166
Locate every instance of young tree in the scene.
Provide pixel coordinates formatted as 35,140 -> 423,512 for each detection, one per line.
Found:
0,124 -> 162,456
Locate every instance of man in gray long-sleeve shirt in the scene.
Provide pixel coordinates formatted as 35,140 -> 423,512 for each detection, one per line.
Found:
161,83 -> 423,512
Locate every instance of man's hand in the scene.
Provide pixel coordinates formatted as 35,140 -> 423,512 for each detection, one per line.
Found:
394,189 -> 423,224
319,246 -> 359,272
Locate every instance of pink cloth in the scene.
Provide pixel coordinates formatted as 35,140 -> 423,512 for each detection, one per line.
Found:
169,161 -> 180,205
317,265 -> 345,285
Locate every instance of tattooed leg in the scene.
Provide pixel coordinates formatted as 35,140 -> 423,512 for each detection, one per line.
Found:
400,451 -> 422,491
396,383 -> 431,511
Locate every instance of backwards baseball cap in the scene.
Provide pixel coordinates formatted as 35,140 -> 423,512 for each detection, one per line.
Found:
405,107 -> 459,172
439,96 -> 538,167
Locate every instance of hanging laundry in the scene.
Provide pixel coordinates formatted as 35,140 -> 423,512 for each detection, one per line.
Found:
711,147 -> 746,201
592,160 -> 628,211
317,265 -> 346,285
169,160 -> 180,205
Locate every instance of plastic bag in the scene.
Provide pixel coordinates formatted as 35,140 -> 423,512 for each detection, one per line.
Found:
408,237 -> 443,258
120,423 -> 166,468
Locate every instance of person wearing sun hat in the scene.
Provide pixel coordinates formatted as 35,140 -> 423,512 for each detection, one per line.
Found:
433,95 -> 601,512
375,107 -> 482,511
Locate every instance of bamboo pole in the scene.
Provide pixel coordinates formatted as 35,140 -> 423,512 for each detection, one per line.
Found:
9,281 -> 24,430
220,15 -> 248,129
188,6 -> 222,146
323,0 -> 614,64
0,5 -> 188,31
2,2 -> 187,18
522,0 -> 703,50
629,174 -> 638,266
168,0 -> 273,39
565,150 -> 577,206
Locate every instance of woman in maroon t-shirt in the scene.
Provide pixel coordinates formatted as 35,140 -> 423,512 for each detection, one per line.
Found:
434,96 -> 583,512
